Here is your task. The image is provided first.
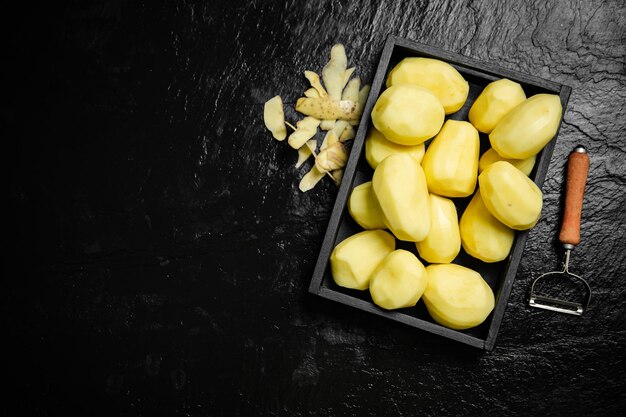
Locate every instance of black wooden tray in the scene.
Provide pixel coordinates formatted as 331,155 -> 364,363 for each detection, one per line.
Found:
308,35 -> 571,350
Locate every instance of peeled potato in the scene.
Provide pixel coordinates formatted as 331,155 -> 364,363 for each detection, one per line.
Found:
330,230 -> 395,290
369,250 -> 428,310
372,154 -> 431,242
371,84 -> 444,146
421,120 -> 479,197
489,94 -> 563,159
365,127 -> 425,169
478,148 -> 536,176
460,190 -> 515,263
479,161 -> 543,230
468,78 -> 526,133
348,182 -> 386,230
416,194 -> 461,264
386,57 -> 469,114
422,264 -> 495,330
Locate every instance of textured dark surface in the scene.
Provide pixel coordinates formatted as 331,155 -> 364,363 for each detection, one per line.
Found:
5,0 -> 626,416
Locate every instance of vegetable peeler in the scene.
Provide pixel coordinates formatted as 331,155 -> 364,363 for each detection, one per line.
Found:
529,145 -> 591,315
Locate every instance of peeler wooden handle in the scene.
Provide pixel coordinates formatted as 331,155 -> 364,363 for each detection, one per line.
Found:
559,145 -> 590,248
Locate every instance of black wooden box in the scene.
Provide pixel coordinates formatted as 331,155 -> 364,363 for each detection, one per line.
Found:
308,35 -> 571,350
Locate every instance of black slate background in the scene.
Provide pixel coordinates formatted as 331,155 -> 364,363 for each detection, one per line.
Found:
5,0 -> 626,416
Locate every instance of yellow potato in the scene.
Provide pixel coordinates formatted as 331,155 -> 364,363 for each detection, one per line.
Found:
478,148 -> 536,176
421,120 -> 479,197
416,194 -> 460,264
386,57 -> 469,114
330,230 -> 395,290
489,94 -> 563,159
371,84 -> 444,146
468,78 -> 526,133
348,182 -> 386,230
372,154 -> 431,242
369,250 -> 428,310
365,127 -> 425,168
460,190 -> 515,263
478,161 -> 543,230
422,264 -> 495,330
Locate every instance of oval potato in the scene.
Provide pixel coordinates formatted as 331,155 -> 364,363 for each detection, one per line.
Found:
365,127 -> 425,169
460,190 -> 515,263
416,194 -> 461,264
468,78 -> 526,133
371,84 -> 445,146
489,94 -> 562,159
372,154 -> 431,242
478,161 -> 543,230
369,250 -> 428,310
422,264 -> 495,330
330,230 -> 396,290
422,120 -> 479,198
386,57 -> 469,114
478,148 -> 536,176
348,182 -> 386,230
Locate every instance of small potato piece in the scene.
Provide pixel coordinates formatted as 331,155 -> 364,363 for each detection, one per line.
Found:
386,57 -> 469,114
422,264 -> 495,330
479,161 -> 543,230
460,190 -> 515,263
422,120 -> 479,197
330,230 -> 396,290
365,127 -> 425,169
416,194 -> 460,264
369,250 -> 428,310
348,182 -> 386,230
372,154 -> 431,242
489,94 -> 563,159
263,96 -> 287,140
478,148 -> 536,176
469,78 -> 526,133
371,84 -> 444,145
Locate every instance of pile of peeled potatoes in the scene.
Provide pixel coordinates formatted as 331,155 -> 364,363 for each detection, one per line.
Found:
330,57 -> 562,330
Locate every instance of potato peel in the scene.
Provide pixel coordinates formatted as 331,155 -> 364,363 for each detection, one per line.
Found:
323,44 -> 348,101
358,85 -> 371,107
295,98 -> 361,121
339,125 -> 355,142
263,96 -> 287,140
288,116 -> 320,149
304,71 -> 328,99
304,88 -> 320,99
331,169 -> 344,186
266,44 -> 366,192
342,77 -> 361,102
299,166 -> 326,192
320,130 -> 339,151
296,139 -> 318,168
316,141 -> 348,173
320,120 -> 336,131
344,67 -> 356,85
